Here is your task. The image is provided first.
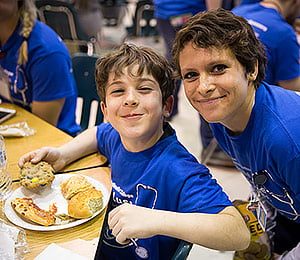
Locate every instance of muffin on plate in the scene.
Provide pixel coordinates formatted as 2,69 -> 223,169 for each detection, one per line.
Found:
19,161 -> 55,191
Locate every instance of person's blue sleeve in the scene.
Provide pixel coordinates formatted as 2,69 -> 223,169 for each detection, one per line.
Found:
178,164 -> 233,214
30,53 -> 76,102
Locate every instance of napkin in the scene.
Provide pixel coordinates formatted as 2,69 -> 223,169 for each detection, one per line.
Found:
35,243 -> 89,260
0,122 -> 36,137
35,237 -> 99,260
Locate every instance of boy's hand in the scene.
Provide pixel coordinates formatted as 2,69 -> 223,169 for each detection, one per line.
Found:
108,203 -> 159,244
18,147 -> 65,171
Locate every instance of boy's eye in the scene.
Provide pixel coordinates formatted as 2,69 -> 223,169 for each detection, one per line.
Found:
139,86 -> 152,91
110,88 -> 124,94
183,72 -> 199,80
212,64 -> 227,74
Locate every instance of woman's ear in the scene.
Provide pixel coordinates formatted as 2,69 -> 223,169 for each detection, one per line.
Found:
163,95 -> 174,118
248,60 -> 259,81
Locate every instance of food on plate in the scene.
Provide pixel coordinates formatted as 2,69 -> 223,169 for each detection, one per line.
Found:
68,188 -> 103,219
60,174 -> 93,199
19,161 -> 55,190
11,198 -> 57,226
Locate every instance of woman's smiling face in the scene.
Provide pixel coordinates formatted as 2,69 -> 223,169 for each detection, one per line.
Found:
179,42 -> 256,132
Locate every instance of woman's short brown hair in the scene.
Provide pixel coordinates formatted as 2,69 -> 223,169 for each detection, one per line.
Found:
172,8 -> 267,89
95,43 -> 175,105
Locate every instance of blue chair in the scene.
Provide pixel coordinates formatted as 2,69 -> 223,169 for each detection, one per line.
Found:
172,240 -> 193,260
71,53 -> 104,131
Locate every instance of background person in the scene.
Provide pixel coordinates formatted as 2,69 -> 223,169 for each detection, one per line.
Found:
19,43 -> 250,259
233,0 -> 300,91
172,8 -> 300,259
0,0 -> 80,136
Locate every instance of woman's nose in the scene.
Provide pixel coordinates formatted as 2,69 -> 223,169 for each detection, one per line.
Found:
197,74 -> 215,95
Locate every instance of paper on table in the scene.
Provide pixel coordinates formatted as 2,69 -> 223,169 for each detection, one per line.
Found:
34,243 -> 89,260
58,238 -> 99,259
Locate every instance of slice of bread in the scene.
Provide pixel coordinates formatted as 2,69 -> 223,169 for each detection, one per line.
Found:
60,175 -> 93,199
68,188 -> 103,219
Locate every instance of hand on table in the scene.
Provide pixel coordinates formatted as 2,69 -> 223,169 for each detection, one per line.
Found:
18,147 -> 66,171
108,203 -> 160,244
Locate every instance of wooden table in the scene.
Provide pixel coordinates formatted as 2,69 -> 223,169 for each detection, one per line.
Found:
0,103 -> 111,259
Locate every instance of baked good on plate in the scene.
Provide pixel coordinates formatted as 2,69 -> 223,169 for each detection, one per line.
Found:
19,161 -> 55,190
68,187 -> 103,219
11,198 -> 57,226
60,174 -> 93,199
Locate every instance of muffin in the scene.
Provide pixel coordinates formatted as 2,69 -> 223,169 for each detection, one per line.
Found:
19,161 -> 55,191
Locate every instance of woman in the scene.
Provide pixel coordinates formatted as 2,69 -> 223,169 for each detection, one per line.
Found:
0,0 -> 80,136
172,8 -> 300,259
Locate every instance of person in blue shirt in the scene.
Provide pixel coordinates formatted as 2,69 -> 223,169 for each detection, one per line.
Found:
0,0 -> 81,136
19,43 -> 250,259
172,8 -> 300,259
233,0 -> 300,90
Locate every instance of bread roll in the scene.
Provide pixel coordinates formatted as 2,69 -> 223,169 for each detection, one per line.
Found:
60,175 -> 93,199
68,188 -> 103,219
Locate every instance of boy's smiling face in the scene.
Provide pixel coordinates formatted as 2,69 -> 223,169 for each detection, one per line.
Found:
101,65 -> 173,152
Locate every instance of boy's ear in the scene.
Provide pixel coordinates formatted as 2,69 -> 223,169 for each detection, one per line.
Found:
163,95 -> 174,118
100,101 -> 109,122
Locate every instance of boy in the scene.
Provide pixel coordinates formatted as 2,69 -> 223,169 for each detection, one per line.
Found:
19,43 -> 249,259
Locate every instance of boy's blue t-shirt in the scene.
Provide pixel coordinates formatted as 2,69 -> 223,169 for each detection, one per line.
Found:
211,82 -> 300,223
96,123 -> 232,259
233,4 -> 300,85
0,20 -> 81,136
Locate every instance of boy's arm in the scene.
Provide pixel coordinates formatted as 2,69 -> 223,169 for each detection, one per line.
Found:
108,204 -> 250,251
18,127 -> 98,171
58,126 -> 98,165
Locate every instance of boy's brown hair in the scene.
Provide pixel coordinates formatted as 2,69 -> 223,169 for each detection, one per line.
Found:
172,8 -> 267,89
95,43 -> 175,105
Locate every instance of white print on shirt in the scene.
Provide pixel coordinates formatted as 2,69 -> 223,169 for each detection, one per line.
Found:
103,183 -> 158,253
112,181 -> 134,199
135,184 -> 158,209
248,19 -> 268,32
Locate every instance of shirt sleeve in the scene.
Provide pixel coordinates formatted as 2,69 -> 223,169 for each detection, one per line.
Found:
30,52 -> 76,102
176,163 -> 233,214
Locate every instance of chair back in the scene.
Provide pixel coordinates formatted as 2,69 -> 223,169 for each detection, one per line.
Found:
126,0 -> 159,37
171,240 -> 193,260
35,0 -> 94,54
72,53 -> 103,131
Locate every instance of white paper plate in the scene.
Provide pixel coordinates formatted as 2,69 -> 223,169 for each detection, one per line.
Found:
4,174 -> 109,231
